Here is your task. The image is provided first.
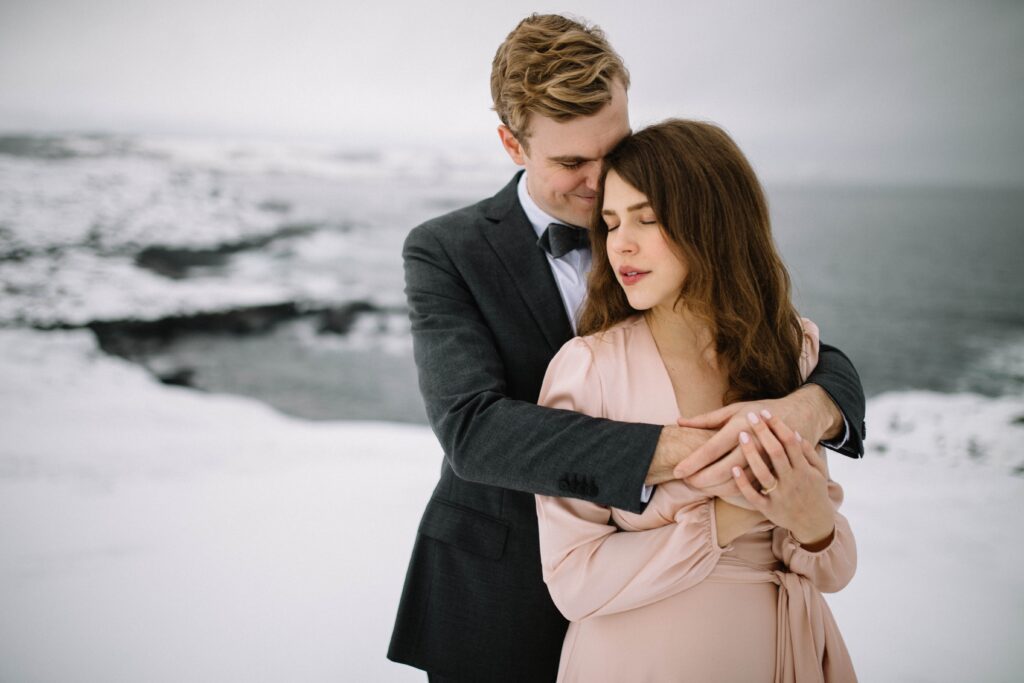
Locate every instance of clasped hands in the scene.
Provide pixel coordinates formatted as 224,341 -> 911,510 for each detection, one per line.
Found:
651,385 -> 838,549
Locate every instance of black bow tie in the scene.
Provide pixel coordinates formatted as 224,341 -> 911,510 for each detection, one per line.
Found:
538,223 -> 590,259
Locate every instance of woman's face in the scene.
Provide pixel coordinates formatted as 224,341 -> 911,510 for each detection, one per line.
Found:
601,171 -> 688,313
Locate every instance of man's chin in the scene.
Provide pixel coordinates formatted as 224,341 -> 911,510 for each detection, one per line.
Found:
573,197 -> 598,224
560,205 -> 595,229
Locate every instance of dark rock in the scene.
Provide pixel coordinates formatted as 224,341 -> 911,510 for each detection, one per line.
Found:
135,247 -> 230,279
0,247 -> 31,262
134,223 -> 319,279
0,133 -> 128,159
157,367 -> 197,388
318,302 -> 378,335
0,135 -> 79,159
86,302 -> 305,356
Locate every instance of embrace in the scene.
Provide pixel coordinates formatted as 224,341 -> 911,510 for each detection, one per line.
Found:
389,13 -> 864,683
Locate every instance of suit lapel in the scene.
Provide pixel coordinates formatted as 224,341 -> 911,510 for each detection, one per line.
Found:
481,173 -> 574,353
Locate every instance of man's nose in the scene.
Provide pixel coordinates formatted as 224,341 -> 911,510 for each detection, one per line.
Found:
583,163 -> 602,192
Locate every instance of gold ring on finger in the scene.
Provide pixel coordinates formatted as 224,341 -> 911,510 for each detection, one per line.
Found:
760,481 -> 778,495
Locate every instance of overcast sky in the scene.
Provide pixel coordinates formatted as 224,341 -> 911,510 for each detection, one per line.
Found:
1,0 -> 1022,184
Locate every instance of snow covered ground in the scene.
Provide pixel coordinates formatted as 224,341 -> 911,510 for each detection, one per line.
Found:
2,328 -> 1023,682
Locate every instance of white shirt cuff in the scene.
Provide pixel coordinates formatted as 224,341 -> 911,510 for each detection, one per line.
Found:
641,484 -> 654,504
821,415 -> 851,452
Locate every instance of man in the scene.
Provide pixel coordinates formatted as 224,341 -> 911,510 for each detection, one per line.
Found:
388,14 -> 865,682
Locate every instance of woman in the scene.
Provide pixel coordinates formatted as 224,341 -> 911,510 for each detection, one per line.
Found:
535,120 -> 857,682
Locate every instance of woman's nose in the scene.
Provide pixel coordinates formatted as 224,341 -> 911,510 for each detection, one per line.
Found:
608,227 -> 636,254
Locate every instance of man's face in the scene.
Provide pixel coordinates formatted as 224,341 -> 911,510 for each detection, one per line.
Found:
499,81 -> 630,228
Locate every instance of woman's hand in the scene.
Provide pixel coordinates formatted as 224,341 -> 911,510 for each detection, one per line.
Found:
731,409 -> 836,549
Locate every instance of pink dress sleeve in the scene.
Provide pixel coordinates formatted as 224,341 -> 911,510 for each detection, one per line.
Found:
775,319 -> 857,593
535,338 -> 727,622
772,480 -> 857,593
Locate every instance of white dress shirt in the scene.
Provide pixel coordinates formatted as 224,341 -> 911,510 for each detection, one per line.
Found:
517,174 -> 591,333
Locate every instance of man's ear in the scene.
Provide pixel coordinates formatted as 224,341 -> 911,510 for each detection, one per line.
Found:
497,125 -> 527,165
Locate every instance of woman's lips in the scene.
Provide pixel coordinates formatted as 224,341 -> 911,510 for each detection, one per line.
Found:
618,267 -> 650,286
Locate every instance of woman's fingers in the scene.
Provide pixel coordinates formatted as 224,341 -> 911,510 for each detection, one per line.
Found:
731,466 -> 768,512
746,410 -> 792,474
801,435 -> 829,478
738,431 -> 777,493
761,410 -> 806,470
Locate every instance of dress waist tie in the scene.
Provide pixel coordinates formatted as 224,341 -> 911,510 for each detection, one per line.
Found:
772,569 -> 856,683
706,561 -> 857,682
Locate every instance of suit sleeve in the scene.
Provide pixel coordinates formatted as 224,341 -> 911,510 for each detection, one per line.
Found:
404,224 -> 660,513
806,341 -> 866,459
536,338 -> 726,621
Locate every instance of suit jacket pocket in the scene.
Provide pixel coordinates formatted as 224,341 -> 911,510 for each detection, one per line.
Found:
419,498 -> 509,561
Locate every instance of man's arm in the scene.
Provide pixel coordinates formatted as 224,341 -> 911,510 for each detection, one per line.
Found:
405,223 -> 663,513
806,342 -> 866,457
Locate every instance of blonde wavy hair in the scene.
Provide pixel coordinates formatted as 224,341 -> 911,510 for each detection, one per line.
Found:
490,14 -> 630,146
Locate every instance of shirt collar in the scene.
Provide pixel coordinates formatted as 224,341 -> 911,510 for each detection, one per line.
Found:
517,172 -> 562,240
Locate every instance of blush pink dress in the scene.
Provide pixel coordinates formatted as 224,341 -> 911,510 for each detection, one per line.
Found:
536,315 -> 857,683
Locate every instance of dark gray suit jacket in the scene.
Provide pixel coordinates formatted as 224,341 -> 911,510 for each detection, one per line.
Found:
387,172 -> 865,681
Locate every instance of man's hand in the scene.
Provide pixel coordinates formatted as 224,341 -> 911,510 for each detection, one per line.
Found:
672,384 -> 842,495
645,425 -> 714,487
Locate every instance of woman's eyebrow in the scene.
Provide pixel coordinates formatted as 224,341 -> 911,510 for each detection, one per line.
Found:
602,201 -> 650,216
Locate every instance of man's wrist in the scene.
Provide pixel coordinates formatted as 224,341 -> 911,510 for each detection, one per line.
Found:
797,384 -> 842,442
647,426 -> 711,486
646,427 -> 678,486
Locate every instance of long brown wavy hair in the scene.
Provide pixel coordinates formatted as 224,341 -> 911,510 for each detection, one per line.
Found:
577,119 -> 805,403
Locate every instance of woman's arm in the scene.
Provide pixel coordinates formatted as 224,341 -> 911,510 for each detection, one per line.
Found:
537,494 -> 727,621
772,484 -> 856,593
536,335 -> 729,621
